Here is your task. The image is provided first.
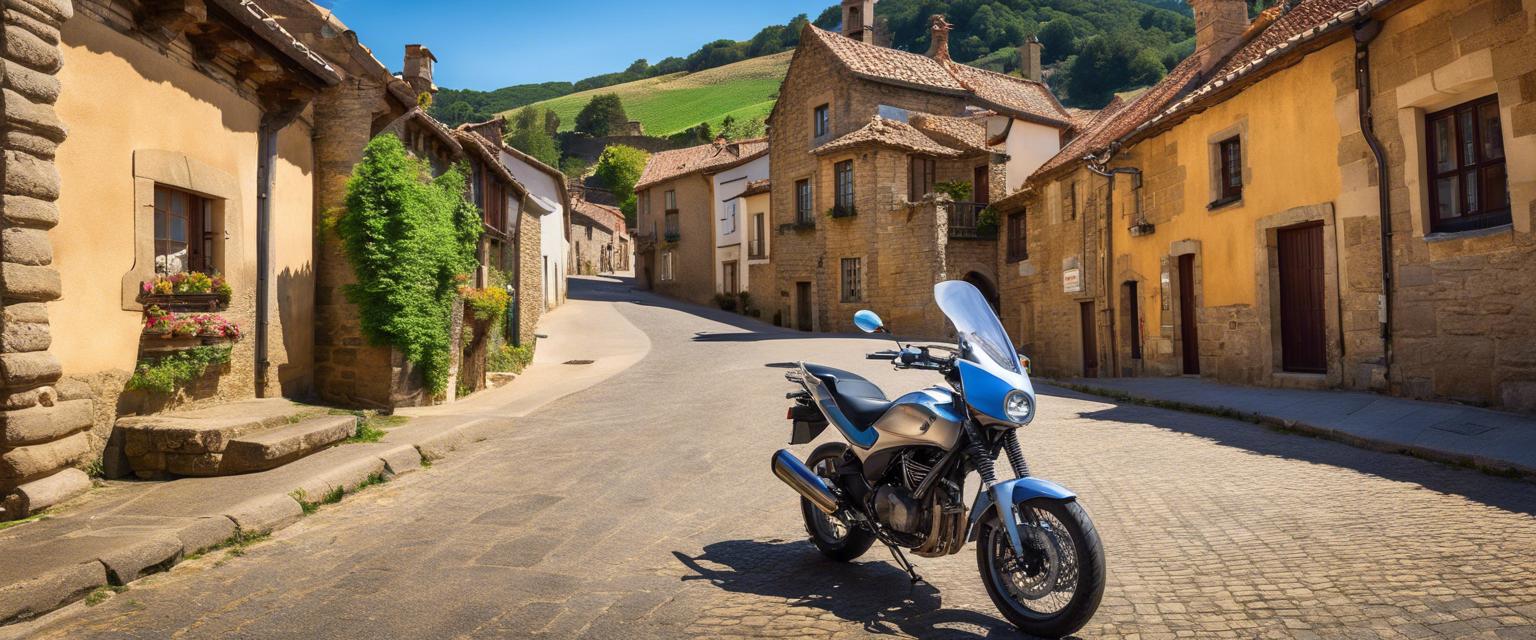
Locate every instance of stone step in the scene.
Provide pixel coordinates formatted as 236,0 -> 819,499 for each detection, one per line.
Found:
218,416 -> 358,475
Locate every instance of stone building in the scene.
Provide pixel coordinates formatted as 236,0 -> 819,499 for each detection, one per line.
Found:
634,138 -> 768,306
995,0 -> 1536,412
756,20 -> 1072,337
569,194 -> 629,275
1,0 -> 341,518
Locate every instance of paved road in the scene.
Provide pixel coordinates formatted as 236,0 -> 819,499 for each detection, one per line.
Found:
14,277 -> 1536,639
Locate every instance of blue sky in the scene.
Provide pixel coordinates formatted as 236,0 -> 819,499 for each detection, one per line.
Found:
321,0 -> 833,91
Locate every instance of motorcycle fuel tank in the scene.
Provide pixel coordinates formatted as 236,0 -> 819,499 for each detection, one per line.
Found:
854,387 -> 965,462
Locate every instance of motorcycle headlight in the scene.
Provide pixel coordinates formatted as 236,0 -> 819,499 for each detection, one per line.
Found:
1004,390 -> 1034,424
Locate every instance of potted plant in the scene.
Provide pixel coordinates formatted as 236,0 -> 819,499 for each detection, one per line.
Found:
139,272 -> 232,311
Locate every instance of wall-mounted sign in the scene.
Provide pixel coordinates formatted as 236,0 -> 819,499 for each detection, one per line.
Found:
1063,268 -> 1082,293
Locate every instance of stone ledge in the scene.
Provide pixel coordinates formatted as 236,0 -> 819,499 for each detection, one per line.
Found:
0,560 -> 104,626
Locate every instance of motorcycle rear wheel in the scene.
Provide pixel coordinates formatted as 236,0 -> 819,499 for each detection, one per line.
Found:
976,499 -> 1105,639
799,442 -> 875,562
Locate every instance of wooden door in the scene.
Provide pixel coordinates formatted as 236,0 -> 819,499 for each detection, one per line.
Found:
1080,301 -> 1098,378
974,166 -> 991,205
1178,254 -> 1200,375
1278,224 -> 1327,373
795,282 -> 813,331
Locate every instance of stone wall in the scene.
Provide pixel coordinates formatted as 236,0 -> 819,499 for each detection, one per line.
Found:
0,0 -> 93,519
637,174 -> 715,306
569,212 -> 618,275
513,205 -> 542,347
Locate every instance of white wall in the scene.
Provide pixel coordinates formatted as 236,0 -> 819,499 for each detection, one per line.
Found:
1004,119 -> 1063,193
500,149 -> 568,309
711,154 -> 769,295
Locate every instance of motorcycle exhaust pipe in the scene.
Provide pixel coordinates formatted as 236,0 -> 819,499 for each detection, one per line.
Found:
772,449 -> 840,515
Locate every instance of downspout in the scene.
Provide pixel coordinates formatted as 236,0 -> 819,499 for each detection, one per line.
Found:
1355,18 -> 1393,387
1086,144 -> 1143,378
255,111 -> 297,397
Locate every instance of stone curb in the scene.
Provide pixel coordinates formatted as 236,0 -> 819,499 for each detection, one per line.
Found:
0,562 -> 104,627
1050,381 -> 1536,480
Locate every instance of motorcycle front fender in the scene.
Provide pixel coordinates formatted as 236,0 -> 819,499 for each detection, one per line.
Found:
966,477 -> 1078,557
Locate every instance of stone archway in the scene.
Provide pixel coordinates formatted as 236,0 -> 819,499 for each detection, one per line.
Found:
962,271 -> 1001,313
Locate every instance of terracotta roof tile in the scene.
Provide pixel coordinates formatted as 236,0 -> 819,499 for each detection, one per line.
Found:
635,138 -> 768,191
814,116 -> 967,157
736,179 -> 771,198
572,198 -> 627,233
807,27 -> 1069,126
909,113 -> 991,154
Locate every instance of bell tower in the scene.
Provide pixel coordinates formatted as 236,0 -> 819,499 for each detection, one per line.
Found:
841,0 -> 877,43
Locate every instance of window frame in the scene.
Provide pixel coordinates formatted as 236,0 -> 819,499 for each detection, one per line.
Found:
153,185 -> 212,275
1064,181 -> 1077,221
1006,210 -> 1028,263
909,155 -> 936,202
814,104 -> 830,138
795,179 -> 814,225
834,160 -> 855,213
664,189 -> 677,212
840,257 -> 862,303
1213,136 -> 1243,207
750,212 -> 766,259
722,260 -> 739,295
664,211 -> 680,240
1425,94 -> 1510,233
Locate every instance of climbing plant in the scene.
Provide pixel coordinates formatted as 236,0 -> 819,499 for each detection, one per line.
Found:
337,135 -> 482,395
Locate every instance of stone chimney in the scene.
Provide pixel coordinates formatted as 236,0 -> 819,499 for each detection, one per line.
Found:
842,0 -> 877,43
926,15 -> 952,62
403,44 -> 437,98
1020,35 -> 1043,82
1189,0 -> 1249,74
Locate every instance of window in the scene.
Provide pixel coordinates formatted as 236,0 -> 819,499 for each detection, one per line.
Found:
153,186 -> 212,274
664,212 -> 680,240
638,190 -> 650,218
751,212 -> 766,258
723,201 -> 737,234
1426,95 -> 1510,233
909,156 -> 936,201
795,179 -> 813,224
664,189 -> 677,212
1064,181 -> 1077,221
722,261 -> 738,295
840,258 -> 862,302
834,160 -> 855,214
814,104 -> 830,138
1007,211 -> 1028,262
482,178 -> 506,233
1215,136 -> 1243,206
661,251 -> 675,281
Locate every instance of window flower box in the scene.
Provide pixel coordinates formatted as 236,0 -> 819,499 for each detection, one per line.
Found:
138,272 -> 232,311
142,307 -> 241,350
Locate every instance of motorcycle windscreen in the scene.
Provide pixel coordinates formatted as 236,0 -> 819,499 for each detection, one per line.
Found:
934,281 -> 1023,374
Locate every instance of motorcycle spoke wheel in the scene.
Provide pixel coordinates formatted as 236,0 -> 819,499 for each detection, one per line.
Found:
977,499 -> 1105,638
990,507 -> 1078,616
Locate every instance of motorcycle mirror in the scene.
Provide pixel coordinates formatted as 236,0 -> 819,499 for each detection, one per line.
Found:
853,310 -> 885,334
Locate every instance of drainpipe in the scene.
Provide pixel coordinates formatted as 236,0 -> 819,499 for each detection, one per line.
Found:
1355,18 -> 1393,387
1086,145 -> 1143,378
255,111 -> 299,397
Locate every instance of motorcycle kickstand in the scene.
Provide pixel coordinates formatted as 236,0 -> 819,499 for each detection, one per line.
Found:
884,542 -> 924,585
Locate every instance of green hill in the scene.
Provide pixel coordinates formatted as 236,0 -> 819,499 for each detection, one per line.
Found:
516,52 -> 792,138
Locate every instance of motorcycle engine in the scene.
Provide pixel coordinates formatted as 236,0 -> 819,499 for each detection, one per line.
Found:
874,485 -> 923,534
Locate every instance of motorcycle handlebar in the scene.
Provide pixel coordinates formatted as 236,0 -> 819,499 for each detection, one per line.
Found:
866,350 -> 900,361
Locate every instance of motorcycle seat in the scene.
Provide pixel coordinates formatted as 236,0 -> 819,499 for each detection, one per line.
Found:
804,364 -> 892,429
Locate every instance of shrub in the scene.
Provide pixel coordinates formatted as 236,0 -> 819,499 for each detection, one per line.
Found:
489,342 -> 536,374
337,136 -> 482,395
127,345 -> 233,394
461,286 -> 510,324
935,180 -> 973,201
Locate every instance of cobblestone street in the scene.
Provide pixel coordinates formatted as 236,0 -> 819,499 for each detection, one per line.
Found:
13,277 -> 1536,639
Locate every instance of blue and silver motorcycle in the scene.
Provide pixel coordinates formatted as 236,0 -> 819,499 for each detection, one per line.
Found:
772,280 -> 1105,638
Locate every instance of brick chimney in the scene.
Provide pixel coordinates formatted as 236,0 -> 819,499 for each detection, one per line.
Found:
1019,35 -> 1043,82
403,44 -> 437,98
841,0 -> 877,43
1189,0 -> 1249,74
926,15 -> 952,62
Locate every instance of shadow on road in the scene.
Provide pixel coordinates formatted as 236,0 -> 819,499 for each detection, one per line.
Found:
673,539 -> 1056,639
1041,385 -> 1536,518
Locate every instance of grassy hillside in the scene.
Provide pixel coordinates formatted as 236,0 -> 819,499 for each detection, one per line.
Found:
517,52 -> 792,138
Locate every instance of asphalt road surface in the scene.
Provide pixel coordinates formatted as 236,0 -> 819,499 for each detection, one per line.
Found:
15,277 -> 1536,639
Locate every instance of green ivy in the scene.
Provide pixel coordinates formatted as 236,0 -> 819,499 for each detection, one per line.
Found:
126,345 -> 233,394
337,136 -> 482,395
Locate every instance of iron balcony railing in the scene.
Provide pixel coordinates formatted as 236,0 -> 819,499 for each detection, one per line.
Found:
948,202 -> 996,239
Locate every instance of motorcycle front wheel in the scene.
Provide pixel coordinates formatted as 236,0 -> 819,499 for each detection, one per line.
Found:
976,499 -> 1105,639
799,442 -> 875,562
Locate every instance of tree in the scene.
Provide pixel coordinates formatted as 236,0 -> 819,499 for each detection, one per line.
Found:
506,106 -> 560,168
813,6 -> 841,30
1037,19 -> 1080,64
1065,34 -> 1166,108
543,109 -> 561,137
575,94 -> 629,138
560,157 -> 590,179
593,145 -> 649,225
719,116 -> 765,141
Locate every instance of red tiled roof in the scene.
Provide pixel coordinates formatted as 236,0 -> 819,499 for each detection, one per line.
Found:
572,198 -> 626,234
635,138 -> 768,191
910,113 -> 991,154
736,179 -> 771,198
814,116 -> 973,157
1026,0 -> 1386,186
806,26 -> 1070,127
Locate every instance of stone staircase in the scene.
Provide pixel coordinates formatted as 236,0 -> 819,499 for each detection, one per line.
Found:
114,400 -> 358,479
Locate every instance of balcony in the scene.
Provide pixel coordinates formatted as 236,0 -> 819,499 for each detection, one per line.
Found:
663,231 -> 681,243
948,202 -> 997,240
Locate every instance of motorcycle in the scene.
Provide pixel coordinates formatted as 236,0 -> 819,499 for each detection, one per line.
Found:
770,280 -> 1105,638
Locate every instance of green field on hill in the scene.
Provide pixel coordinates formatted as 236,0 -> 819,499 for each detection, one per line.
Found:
517,52 -> 792,138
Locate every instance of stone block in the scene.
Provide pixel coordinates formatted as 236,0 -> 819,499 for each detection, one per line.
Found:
2,301 -> 49,324
3,23 -> 60,73
9,466 -> 88,514
0,399 -> 89,446
1,262 -> 61,301
1499,380 -> 1536,412
5,129 -> 58,159
53,376 -> 90,400
2,149 -> 60,200
176,516 -> 237,555
98,535 -> 183,585
1,194 -> 58,229
0,429 -> 87,480
0,561 -> 105,626
8,0 -> 73,24
0,318 -> 50,352
378,443 -> 421,476
224,493 -> 303,534
0,350 -> 59,385
1,385 -> 54,410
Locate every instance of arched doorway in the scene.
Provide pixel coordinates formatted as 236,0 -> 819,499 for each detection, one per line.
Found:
962,272 -> 1000,313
